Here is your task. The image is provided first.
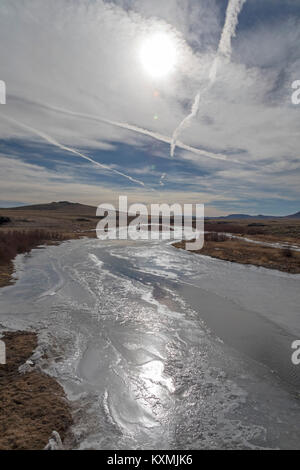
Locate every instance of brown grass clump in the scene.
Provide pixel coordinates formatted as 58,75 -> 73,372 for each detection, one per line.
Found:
282,248 -> 293,258
204,232 -> 227,242
204,222 -> 246,235
0,230 -> 65,265
173,238 -> 300,274
0,216 -> 10,226
0,331 -> 72,450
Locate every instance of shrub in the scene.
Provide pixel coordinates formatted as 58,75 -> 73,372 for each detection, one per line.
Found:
0,216 -> 11,226
246,227 -> 264,235
282,248 -> 293,258
205,232 -> 227,242
248,223 -> 266,227
204,223 -> 245,235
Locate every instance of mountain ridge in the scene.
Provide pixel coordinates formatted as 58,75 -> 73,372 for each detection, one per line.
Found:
1,201 -> 300,219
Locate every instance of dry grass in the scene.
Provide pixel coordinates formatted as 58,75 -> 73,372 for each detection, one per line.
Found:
174,238 -> 300,274
0,331 -> 72,450
0,230 -> 71,288
204,222 -> 246,235
1,206 -> 300,277
204,232 -> 227,242
0,230 -> 66,265
205,218 -> 300,244
0,263 -> 14,288
0,206 -> 100,288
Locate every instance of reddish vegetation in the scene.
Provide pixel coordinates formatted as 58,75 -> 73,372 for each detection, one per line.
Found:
0,230 -> 67,287
0,230 -> 65,264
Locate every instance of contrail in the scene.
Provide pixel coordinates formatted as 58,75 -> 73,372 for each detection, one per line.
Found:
12,97 -> 234,163
171,0 -> 247,157
218,0 -> 247,59
1,115 -> 146,187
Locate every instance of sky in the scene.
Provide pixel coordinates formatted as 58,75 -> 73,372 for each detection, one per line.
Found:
0,0 -> 300,216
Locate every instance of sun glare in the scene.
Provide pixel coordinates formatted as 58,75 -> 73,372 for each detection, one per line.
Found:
140,32 -> 177,78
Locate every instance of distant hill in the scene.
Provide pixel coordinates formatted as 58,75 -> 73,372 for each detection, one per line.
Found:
286,211 -> 300,219
9,201 -> 97,214
1,201 -> 130,221
222,214 -> 267,219
209,211 -> 300,220
2,201 -> 300,220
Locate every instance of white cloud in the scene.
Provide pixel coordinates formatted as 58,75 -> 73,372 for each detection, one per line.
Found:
0,0 -> 299,211
0,153 -> 230,216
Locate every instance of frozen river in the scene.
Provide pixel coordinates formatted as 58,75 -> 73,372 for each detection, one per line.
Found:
0,238 -> 299,449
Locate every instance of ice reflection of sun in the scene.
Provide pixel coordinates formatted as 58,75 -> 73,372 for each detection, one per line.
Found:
141,360 -> 175,396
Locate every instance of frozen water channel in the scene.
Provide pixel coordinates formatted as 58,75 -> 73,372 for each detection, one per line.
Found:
0,238 -> 299,449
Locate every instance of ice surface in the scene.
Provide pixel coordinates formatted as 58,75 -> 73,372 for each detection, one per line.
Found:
0,238 -> 299,449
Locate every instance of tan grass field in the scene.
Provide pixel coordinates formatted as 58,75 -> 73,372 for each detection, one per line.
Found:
174,235 -> 300,274
0,331 -> 72,450
0,204 -> 299,449
1,203 -> 300,280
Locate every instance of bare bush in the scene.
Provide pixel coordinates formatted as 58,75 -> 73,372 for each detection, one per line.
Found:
0,216 -> 11,226
246,227 -> 264,235
282,248 -> 293,258
205,232 -> 227,242
0,230 -> 65,264
205,223 -> 245,235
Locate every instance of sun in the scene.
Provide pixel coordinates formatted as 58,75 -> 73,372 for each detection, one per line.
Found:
139,32 -> 177,78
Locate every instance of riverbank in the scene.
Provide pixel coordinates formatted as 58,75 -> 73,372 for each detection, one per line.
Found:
0,231 -> 94,449
0,230 -> 96,288
0,226 -> 99,449
0,331 -> 72,450
0,235 -> 300,449
0,262 -> 14,288
0,215 -> 298,448
173,237 -> 300,273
